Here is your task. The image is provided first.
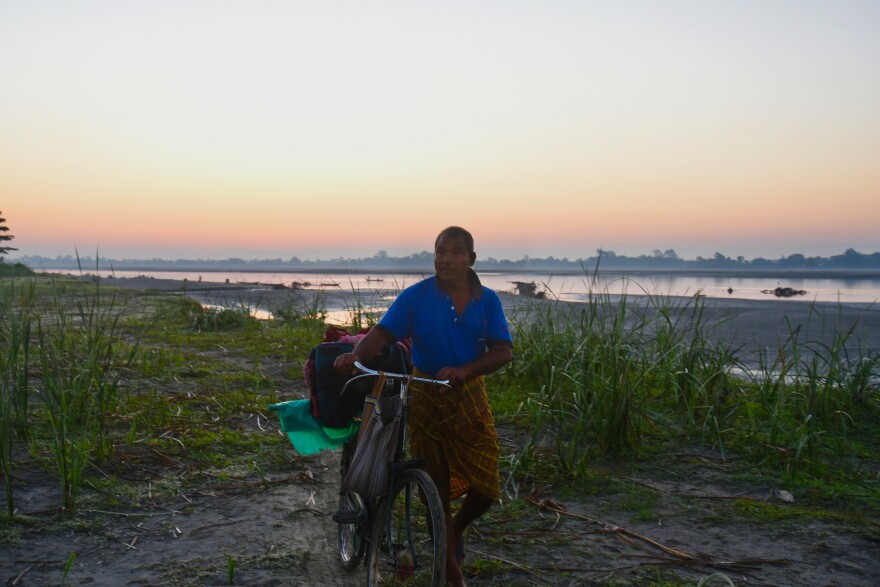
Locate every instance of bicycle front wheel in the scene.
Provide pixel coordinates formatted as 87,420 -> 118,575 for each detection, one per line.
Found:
366,468 -> 446,586
336,440 -> 367,570
337,489 -> 367,570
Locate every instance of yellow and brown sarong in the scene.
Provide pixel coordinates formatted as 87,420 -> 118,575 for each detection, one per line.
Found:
408,368 -> 500,501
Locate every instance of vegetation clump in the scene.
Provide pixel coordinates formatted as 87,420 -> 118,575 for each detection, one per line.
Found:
498,285 -> 879,486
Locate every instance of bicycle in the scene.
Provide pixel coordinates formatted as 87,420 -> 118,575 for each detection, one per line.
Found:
334,361 -> 451,586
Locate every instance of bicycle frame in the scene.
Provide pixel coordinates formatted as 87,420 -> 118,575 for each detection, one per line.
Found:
345,361 -> 451,495
336,362 -> 451,580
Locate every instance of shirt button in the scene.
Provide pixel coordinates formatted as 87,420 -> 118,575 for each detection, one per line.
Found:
450,306 -> 455,310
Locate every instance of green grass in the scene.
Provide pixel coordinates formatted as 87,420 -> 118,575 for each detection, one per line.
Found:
0,273 -> 323,516
493,282 -> 879,487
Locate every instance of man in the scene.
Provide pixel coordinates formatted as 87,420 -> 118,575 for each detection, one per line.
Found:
334,226 -> 513,586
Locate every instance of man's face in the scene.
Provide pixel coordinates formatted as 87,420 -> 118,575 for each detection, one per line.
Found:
434,233 -> 475,283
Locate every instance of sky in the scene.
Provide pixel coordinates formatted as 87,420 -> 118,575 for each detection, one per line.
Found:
2,0 -> 879,262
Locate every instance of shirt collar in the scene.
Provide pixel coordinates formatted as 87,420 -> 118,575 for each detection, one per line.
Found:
433,268 -> 483,301
468,268 -> 484,300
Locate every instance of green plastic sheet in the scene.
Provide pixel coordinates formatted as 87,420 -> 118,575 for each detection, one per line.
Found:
268,399 -> 358,455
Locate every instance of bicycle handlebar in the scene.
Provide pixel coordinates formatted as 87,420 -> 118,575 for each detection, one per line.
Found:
352,361 -> 452,389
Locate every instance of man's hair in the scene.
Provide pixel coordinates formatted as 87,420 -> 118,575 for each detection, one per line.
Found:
435,226 -> 474,254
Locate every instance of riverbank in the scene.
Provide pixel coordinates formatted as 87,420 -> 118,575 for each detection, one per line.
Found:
99,274 -> 880,366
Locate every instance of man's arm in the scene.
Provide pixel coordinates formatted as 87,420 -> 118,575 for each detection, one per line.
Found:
333,326 -> 395,374
436,342 -> 513,386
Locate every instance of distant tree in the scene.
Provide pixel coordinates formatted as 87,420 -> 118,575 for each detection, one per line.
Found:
829,248 -> 867,268
804,256 -> 823,268
779,253 -> 806,268
0,211 -> 16,258
713,252 -> 730,265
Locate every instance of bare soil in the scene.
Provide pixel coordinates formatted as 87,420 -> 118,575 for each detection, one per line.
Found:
5,414 -> 879,586
2,278 -> 878,586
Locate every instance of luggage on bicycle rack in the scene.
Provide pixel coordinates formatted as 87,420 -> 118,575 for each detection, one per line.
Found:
304,330 -> 410,428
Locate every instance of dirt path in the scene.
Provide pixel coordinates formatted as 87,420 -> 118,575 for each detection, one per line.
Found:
5,438 -> 879,586
4,457 -> 360,586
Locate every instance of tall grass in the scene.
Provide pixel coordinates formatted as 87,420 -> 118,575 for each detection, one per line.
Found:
0,279 -> 36,515
0,273 -> 139,514
504,284 -> 740,478
0,280 -> 35,438
73,276 -> 137,459
338,281 -> 394,331
743,310 -> 879,473
0,376 -> 11,515
272,290 -> 327,326
37,311 -> 94,513
503,280 -> 879,481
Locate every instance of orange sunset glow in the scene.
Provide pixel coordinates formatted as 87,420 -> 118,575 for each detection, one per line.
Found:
2,1 -> 879,262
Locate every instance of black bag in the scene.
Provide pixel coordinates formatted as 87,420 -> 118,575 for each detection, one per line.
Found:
342,374 -> 402,497
306,341 -> 409,428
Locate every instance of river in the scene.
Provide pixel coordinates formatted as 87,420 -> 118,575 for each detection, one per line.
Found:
42,268 -> 880,304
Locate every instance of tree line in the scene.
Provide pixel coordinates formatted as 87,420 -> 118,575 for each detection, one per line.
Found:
13,247 -> 880,272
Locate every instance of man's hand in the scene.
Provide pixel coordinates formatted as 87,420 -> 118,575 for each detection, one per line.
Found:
333,352 -> 361,375
433,344 -> 512,392
331,327 -> 394,375
435,366 -> 469,388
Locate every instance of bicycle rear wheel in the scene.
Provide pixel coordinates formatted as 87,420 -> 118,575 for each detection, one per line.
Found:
366,468 -> 446,586
336,440 -> 367,570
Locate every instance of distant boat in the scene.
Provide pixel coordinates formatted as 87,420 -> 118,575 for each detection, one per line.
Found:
365,277 -> 384,282
321,281 -> 340,287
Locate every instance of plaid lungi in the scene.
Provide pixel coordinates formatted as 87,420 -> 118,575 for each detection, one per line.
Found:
408,368 -> 500,501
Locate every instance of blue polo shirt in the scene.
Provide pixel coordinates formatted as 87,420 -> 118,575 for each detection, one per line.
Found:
378,271 -> 513,376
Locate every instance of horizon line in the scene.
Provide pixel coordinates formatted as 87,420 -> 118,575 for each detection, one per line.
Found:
9,247 -> 880,266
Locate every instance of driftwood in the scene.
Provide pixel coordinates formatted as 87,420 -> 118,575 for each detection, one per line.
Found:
761,286 -> 807,297
527,490 -> 793,574
510,281 -> 546,299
